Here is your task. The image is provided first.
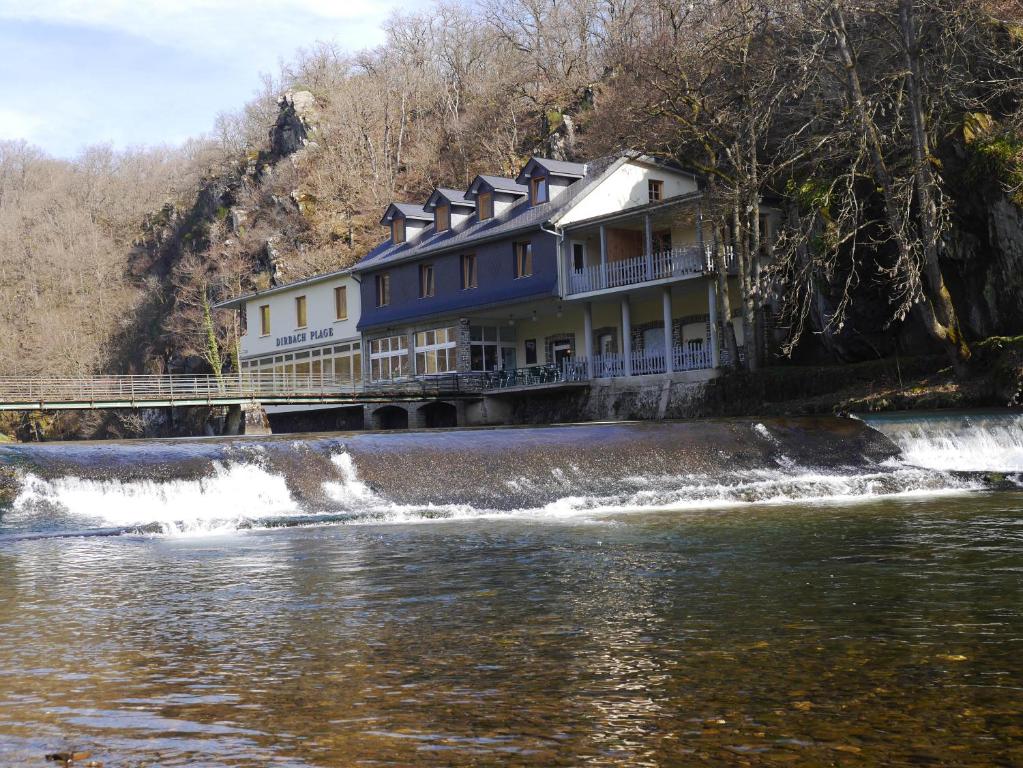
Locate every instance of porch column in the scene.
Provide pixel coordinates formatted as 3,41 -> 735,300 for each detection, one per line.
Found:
644,213 -> 654,280
621,296 -> 633,376
662,286 -> 674,373
696,201 -> 707,269
708,279 -> 720,369
599,224 -> 608,290
583,301 -> 594,379
558,236 -> 568,297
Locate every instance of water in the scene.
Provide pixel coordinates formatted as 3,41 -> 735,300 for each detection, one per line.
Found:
0,413 -> 1021,766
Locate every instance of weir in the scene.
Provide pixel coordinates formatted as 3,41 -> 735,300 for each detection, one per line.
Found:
1,411 -> 1018,538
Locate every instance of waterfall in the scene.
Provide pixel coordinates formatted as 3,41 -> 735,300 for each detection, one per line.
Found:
0,414 -> 1014,538
862,411 -> 1023,473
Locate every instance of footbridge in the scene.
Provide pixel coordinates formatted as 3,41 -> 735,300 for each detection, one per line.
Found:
0,373 -> 488,412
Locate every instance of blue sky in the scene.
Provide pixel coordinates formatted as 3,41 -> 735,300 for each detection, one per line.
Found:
0,0 -> 425,158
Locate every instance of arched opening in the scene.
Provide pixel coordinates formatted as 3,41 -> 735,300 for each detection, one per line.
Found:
373,405 -> 409,430
420,401 -> 458,429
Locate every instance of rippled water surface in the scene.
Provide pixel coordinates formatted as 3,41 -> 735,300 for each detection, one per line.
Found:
1,495 -> 1021,766
0,414 -> 1021,766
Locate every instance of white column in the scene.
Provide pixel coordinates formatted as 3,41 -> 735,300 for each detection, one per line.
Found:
583,301 -> 594,379
644,214 -> 654,280
697,201 -> 707,269
662,286 -> 674,373
599,224 -> 608,290
557,236 -> 568,297
622,296 -> 633,377
708,279 -> 720,369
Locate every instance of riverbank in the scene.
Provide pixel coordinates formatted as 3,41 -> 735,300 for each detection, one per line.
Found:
705,336 -> 1022,417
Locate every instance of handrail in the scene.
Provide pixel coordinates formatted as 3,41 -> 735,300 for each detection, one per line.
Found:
567,243 -> 735,295
0,372 -> 488,406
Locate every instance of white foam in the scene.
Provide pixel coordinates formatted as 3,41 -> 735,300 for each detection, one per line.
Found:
11,461 -> 298,535
321,452 -> 376,506
869,414 -> 1023,472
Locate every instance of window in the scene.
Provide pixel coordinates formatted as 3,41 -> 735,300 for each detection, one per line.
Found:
461,253 -> 477,289
435,204 -> 450,232
648,179 -> 664,202
375,274 -> 390,307
419,264 -> 435,298
525,338 -> 537,365
514,242 -> 533,278
572,242 -> 585,271
477,191 -> 493,221
334,285 -> 348,320
259,304 -> 270,336
470,325 -> 516,372
530,176 -> 548,205
295,296 -> 307,328
654,228 -> 671,255
392,217 -> 405,244
414,326 -> 458,374
369,335 -> 409,381
642,326 -> 666,355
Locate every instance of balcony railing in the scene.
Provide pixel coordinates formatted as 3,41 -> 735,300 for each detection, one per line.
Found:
586,345 -> 715,379
567,245 -> 735,295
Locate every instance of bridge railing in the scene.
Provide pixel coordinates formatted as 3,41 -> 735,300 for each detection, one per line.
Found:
0,372 -> 488,406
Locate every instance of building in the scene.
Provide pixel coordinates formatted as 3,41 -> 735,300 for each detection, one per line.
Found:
354,152 -> 759,387
216,151 -> 776,432
215,268 -> 365,428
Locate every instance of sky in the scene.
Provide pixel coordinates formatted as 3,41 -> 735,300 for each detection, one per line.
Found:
0,0 -> 427,158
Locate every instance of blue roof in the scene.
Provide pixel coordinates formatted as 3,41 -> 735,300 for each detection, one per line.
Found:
356,155 -> 620,273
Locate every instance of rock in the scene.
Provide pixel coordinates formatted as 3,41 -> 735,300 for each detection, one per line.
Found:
269,90 -> 318,157
45,751 -> 92,764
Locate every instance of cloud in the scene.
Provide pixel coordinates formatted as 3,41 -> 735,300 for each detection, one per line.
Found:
0,1 -> 400,57
0,108 -> 44,141
0,0 -> 423,156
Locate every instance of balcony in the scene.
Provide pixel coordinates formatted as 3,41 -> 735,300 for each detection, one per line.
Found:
591,346 -> 714,378
567,245 -> 734,296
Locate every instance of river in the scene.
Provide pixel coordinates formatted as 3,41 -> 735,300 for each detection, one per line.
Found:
0,412 -> 1020,766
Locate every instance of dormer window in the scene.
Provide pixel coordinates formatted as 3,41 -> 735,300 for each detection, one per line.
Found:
392,217 -> 405,244
478,191 -> 493,221
435,204 -> 450,232
530,176 -> 548,205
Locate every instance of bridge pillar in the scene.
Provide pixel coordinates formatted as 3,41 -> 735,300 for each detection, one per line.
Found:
242,402 -> 271,436
225,404 -> 243,435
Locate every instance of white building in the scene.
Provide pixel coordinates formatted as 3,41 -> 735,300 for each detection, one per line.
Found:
216,268 -> 363,390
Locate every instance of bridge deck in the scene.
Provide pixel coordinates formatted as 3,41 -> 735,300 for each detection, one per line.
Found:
0,373 -> 488,411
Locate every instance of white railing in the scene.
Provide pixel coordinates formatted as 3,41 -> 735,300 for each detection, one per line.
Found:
674,345 -> 713,371
631,352 -> 667,376
586,345 -> 715,379
591,353 -> 626,378
567,245 -> 735,295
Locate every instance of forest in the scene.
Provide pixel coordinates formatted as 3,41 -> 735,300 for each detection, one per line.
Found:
0,0 -> 1021,396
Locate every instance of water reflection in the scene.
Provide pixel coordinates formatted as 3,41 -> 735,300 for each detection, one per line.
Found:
1,494 -> 1022,766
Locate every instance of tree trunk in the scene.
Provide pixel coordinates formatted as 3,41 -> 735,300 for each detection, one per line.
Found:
830,5 -> 970,371
732,197 -> 756,370
714,223 -> 741,368
899,0 -> 972,370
